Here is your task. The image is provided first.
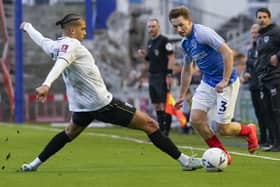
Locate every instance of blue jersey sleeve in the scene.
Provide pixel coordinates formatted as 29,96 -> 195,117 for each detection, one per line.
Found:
194,24 -> 224,50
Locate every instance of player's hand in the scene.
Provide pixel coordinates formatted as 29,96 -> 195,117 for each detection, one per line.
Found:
137,49 -> 146,58
270,55 -> 279,67
35,85 -> 49,103
20,22 -> 30,32
174,97 -> 185,109
215,79 -> 228,93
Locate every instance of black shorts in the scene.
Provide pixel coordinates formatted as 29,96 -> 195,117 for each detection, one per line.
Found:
72,98 -> 136,127
149,73 -> 167,104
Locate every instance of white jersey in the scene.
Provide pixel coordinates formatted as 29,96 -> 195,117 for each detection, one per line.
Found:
40,36 -> 113,112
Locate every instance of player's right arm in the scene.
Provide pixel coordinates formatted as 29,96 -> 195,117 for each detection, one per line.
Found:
20,22 -> 55,56
175,56 -> 193,109
35,58 -> 69,103
35,39 -> 77,103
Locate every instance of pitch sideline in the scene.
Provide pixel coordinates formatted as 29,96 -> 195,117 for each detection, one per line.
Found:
16,125 -> 280,161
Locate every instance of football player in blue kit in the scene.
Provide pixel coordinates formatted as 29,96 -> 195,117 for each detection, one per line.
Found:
169,6 -> 259,165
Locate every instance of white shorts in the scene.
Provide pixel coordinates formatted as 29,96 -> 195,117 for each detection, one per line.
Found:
191,78 -> 240,124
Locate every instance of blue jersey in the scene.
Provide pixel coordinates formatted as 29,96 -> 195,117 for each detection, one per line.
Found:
181,24 -> 237,87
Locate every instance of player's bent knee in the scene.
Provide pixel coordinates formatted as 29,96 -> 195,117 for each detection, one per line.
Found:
65,123 -> 86,140
144,118 -> 159,133
129,110 -> 159,133
190,115 -> 203,125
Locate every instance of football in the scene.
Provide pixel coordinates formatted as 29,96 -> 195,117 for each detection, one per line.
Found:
201,148 -> 228,172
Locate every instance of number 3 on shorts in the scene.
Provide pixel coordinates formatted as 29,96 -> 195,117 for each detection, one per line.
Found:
218,101 -> 227,112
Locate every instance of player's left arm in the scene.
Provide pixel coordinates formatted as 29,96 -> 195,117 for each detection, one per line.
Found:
217,43 -> 234,85
36,58 -> 70,103
36,40 -> 77,103
197,25 -> 233,92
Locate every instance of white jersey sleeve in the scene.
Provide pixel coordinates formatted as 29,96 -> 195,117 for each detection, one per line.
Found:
41,39 -> 78,87
23,23 -> 56,58
42,58 -> 69,87
57,39 -> 78,64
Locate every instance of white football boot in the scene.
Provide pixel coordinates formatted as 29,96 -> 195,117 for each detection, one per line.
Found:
20,163 -> 37,172
180,157 -> 203,171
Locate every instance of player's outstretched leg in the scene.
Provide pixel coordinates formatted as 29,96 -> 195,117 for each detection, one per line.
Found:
20,123 -> 85,172
128,110 -> 202,171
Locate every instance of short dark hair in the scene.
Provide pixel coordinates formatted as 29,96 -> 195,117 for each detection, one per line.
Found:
169,6 -> 190,21
256,7 -> 271,18
56,13 -> 82,29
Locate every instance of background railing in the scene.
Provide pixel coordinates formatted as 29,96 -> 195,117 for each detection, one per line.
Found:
0,1 -> 14,121
23,84 -> 258,126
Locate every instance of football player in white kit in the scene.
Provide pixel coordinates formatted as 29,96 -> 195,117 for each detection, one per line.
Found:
19,14 -> 202,172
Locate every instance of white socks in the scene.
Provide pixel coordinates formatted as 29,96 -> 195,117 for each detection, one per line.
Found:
29,157 -> 42,169
177,153 -> 190,166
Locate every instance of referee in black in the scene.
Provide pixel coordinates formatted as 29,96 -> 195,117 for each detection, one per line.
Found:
138,18 -> 175,136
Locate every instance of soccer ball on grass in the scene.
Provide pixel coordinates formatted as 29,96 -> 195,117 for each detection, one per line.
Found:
201,148 -> 228,172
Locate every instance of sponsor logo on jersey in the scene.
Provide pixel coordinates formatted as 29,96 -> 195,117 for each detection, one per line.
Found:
192,51 -> 207,62
60,44 -> 69,53
191,39 -> 197,49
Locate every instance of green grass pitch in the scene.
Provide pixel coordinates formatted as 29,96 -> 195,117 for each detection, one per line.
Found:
1,123 -> 280,187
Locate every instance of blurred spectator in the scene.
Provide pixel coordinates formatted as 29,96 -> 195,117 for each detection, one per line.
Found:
234,53 -> 246,83
127,70 -> 139,87
255,8 -> 280,152
243,23 -> 273,151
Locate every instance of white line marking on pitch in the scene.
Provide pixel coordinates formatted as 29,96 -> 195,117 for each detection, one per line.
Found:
15,125 -> 280,161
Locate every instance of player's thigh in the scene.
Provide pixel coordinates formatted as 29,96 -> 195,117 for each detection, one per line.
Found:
191,82 -> 216,112
95,98 -> 136,127
190,109 -> 208,124
216,79 -> 240,124
65,123 -> 87,139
